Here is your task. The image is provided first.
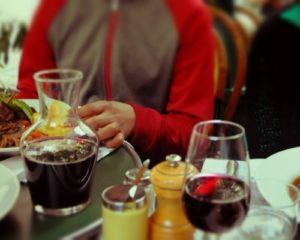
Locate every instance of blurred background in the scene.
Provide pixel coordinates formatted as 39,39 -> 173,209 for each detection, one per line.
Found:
0,0 -> 38,88
0,0 -> 298,157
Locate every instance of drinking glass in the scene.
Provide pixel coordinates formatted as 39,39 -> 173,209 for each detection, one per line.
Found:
238,178 -> 300,240
182,120 -> 250,239
20,69 -> 98,216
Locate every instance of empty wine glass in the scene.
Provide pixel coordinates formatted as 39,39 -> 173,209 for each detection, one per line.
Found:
238,178 -> 300,240
182,120 -> 251,239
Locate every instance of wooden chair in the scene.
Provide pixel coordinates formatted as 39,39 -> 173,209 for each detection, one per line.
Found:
209,5 -> 247,121
213,29 -> 228,119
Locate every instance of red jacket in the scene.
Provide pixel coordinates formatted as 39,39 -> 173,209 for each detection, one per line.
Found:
17,0 -> 214,163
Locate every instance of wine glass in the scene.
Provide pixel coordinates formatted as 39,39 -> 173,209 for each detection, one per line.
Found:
182,120 -> 250,239
239,178 -> 300,240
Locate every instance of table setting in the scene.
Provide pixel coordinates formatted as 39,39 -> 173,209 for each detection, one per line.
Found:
0,117 -> 300,239
1,69 -> 300,240
1,119 -> 300,239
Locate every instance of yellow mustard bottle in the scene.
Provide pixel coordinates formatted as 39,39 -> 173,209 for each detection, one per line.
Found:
149,154 -> 195,240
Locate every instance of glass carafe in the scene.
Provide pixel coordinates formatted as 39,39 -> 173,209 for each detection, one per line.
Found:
20,69 -> 99,216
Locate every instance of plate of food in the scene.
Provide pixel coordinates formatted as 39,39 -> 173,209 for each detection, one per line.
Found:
254,147 -> 300,209
0,163 -> 20,220
0,98 -> 39,156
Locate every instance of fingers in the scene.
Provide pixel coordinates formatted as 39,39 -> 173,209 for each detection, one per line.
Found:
78,101 -> 106,119
78,101 -> 135,148
84,117 -> 124,148
104,132 -> 124,149
97,127 -> 124,149
83,114 -> 111,131
96,122 -> 121,142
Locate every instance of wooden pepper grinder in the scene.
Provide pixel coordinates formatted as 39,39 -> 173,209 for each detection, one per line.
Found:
149,154 -> 195,240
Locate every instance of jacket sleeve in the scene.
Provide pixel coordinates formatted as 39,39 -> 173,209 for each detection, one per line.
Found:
129,0 -> 215,163
17,0 -> 65,99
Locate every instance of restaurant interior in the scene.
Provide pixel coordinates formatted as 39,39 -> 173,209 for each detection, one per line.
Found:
1,0 -> 300,239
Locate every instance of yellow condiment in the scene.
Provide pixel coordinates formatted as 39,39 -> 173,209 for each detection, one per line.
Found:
101,184 -> 149,240
102,204 -> 148,240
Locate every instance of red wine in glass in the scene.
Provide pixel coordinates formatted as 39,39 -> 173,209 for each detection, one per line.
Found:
182,174 -> 250,234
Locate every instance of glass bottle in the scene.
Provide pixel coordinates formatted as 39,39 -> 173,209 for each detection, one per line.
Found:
20,69 -> 99,216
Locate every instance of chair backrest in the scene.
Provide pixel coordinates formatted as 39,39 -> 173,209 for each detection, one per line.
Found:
209,5 -> 247,121
213,29 -> 228,119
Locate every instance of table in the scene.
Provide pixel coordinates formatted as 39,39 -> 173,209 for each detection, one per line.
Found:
0,147 -> 137,240
2,156 -> 300,240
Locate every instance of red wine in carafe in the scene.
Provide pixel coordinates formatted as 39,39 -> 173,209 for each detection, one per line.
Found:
24,137 -> 97,209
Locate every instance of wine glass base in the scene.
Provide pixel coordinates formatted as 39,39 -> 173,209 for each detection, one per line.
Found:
194,229 -> 241,240
238,207 -> 295,240
34,201 -> 90,216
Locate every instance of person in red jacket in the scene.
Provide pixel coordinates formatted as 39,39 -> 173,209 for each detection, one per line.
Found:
17,0 -> 215,164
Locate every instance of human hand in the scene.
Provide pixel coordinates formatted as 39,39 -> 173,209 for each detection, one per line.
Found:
78,101 -> 136,148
